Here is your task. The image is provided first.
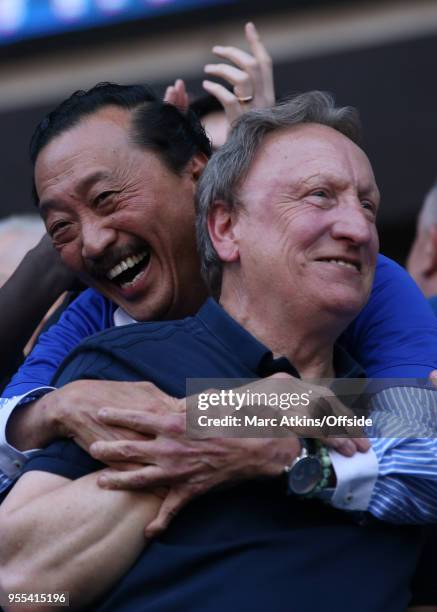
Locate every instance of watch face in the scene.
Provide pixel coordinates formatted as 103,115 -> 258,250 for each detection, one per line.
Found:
288,456 -> 323,495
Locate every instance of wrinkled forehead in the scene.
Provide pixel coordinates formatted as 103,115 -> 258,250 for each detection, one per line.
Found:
35,106 -> 133,176
33,108 -> 147,209
239,123 -> 377,197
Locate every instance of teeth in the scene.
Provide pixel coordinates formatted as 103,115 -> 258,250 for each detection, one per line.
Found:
107,251 -> 148,280
108,264 -> 123,279
326,258 -> 358,271
120,269 -> 146,288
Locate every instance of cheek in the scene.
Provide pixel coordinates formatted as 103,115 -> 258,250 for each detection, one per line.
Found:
162,209 -> 197,251
58,242 -> 84,273
282,220 -> 321,256
369,228 -> 380,264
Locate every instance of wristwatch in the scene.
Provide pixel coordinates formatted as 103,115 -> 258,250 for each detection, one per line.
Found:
284,439 -> 323,495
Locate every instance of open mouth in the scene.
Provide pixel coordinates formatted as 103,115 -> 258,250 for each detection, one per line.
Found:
316,257 -> 361,272
106,250 -> 151,288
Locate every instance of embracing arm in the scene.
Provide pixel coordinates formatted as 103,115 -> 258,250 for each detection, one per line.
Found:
342,254 -> 437,377
0,288 -> 113,488
368,386 -> 437,523
86,255 -> 437,526
327,385 -> 437,523
0,453 -> 163,610
3,286 -> 113,400
335,254 -> 437,522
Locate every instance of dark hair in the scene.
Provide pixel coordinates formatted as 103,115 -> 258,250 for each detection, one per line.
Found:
30,82 -> 212,205
189,93 -> 224,120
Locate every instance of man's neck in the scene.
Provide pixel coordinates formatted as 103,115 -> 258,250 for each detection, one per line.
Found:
219,289 -> 347,379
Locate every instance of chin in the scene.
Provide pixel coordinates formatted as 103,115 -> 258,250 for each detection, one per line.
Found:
322,292 -> 367,318
122,300 -> 169,323
93,278 -> 172,322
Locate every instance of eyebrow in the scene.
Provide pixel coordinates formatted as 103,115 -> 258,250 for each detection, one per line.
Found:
39,199 -> 63,219
358,184 -> 380,202
75,170 -> 112,194
298,173 -> 380,200
39,170 -> 111,217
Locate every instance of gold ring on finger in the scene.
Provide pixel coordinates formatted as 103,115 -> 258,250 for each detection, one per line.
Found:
236,95 -> 254,104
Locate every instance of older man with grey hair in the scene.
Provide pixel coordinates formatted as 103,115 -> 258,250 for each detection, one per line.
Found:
0,92 -> 434,611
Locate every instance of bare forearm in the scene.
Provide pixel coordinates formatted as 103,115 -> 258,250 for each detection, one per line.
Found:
6,395 -> 58,451
0,472 -> 162,609
6,380 -> 162,453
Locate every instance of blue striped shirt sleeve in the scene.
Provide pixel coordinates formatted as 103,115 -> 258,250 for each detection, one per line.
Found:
368,386 -> 437,524
0,389 -> 54,493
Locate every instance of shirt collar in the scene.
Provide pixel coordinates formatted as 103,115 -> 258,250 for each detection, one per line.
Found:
196,298 -> 273,373
196,298 -> 364,379
114,307 -> 136,327
333,343 -> 365,379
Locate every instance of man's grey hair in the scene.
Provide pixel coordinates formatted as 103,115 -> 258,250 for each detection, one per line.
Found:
195,90 -> 362,297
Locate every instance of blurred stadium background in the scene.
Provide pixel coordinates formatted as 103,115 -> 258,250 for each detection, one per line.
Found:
1,0 -> 437,263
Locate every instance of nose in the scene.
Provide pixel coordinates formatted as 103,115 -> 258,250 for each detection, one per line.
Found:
81,217 -> 117,261
330,200 -> 373,246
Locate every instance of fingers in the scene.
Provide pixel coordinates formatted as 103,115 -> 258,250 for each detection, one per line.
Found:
164,84 -> 176,104
97,407 -> 185,437
91,436 -> 191,465
209,23 -> 274,103
106,461 -> 146,472
245,22 -> 271,65
209,44 -> 261,104
351,437 -> 371,452
98,465 -> 168,490
174,78 -> 189,111
90,439 -> 155,464
245,22 -> 274,105
202,80 -> 241,125
322,437 -> 370,456
211,45 -> 258,75
163,79 -> 189,112
201,22 -> 275,135
204,63 -> 253,97
322,437 -> 357,457
144,488 -> 192,538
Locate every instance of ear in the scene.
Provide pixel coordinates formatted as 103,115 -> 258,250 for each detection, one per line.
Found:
424,224 -> 437,276
207,201 -> 240,264
185,153 -> 208,183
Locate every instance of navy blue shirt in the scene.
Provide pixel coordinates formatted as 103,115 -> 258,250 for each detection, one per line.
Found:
24,300 -> 422,612
428,295 -> 437,316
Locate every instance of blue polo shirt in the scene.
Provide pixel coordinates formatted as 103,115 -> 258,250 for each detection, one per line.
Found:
23,300 -> 422,612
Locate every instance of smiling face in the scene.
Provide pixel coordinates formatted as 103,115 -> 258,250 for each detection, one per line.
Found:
35,106 -> 207,321
218,123 -> 380,325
